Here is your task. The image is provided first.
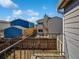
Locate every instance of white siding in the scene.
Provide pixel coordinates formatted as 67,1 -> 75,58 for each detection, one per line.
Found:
64,5 -> 79,59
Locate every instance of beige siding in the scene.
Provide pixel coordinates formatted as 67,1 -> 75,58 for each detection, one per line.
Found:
64,5 -> 79,59
64,9 -> 79,20
64,16 -> 79,24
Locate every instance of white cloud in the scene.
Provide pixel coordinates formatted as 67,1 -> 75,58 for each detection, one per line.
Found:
5,16 -> 11,21
0,9 -> 39,22
0,0 -> 18,8
25,9 -> 39,16
0,10 -> 23,21
0,0 -> 19,21
12,9 -> 39,17
48,13 -> 54,17
12,10 -> 22,17
0,16 -> 11,21
27,17 -> 39,24
42,6 -> 48,10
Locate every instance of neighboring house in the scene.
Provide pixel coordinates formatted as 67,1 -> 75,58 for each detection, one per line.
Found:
58,0 -> 79,59
29,22 -> 34,28
37,14 -> 63,35
36,24 -> 44,34
11,19 -> 34,28
37,14 -> 63,52
0,20 -> 10,37
4,27 -> 22,38
37,14 -> 51,34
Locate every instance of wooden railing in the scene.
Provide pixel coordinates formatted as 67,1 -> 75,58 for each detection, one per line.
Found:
0,33 -> 64,59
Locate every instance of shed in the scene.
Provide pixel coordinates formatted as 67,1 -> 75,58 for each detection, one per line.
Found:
4,27 -> 22,38
29,22 -> 34,28
11,19 -> 30,28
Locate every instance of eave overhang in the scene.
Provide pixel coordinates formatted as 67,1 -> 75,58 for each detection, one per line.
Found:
57,0 -> 70,10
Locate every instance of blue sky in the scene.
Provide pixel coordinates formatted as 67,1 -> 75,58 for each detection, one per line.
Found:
0,0 -> 62,23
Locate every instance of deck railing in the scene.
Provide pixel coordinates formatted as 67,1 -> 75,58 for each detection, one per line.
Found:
0,33 -> 65,59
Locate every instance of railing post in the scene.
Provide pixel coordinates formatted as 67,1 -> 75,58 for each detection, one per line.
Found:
61,44 -> 63,55
20,43 -> 22,59
9,50 -> 12,59
4,52 -> 7,59
13,47 -> 15,59
24,50 -> 26,59
35,56 -> 37,59
23,41 -> 26,59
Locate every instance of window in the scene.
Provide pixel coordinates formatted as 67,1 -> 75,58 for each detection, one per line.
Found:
38,29 -> 43,32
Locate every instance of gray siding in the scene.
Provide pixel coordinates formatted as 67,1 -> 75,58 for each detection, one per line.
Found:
64,5 -> 79,59
48,18 -> 63,34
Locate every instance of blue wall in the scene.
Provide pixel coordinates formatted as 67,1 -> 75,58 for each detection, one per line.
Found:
11,19 -> 29,28
11,19 -> 34,28
29,22 -> 34,28
4,27 -> 22,38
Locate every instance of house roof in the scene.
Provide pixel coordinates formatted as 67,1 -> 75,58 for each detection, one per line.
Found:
37,16 -> 62,23
48,16 -> 62,22
37,19 -> 44,23
0,20 -> 10,24
51,16 -> 62,20
11,19 -> 29,23
57,0 -> 70,9
37,15 -> 51,23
